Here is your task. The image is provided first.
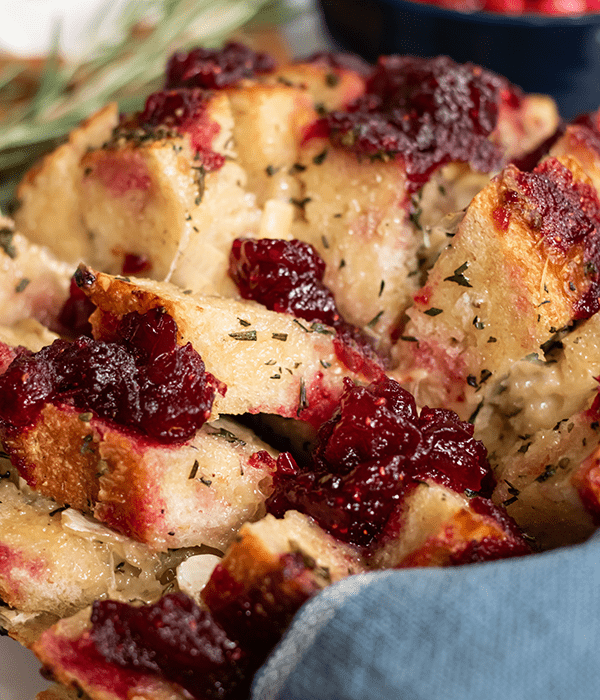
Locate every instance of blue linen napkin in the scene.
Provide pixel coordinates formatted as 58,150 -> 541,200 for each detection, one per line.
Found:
252,532 -> 600,700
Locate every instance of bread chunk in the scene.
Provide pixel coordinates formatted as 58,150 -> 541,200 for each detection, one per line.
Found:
371,481 -> 530,568
78,268 -> 382,425
15,105 -> 119,265
392,156 -> 600,420
0,217 -> 72,329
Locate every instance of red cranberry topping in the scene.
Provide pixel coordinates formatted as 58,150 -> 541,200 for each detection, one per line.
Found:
0,308 -> 222,443
122,253 -> 152,275
55,277 -> 95,338
312,55 -> 520,194
91,593 -> 249,700
510,158 -> 600,318
266,376 -> 493,547
165,41 -> 276,90
228,237 -> 385,372
140,88 -> 225,171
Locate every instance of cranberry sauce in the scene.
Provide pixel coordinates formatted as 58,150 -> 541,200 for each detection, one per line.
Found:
91,593 -> 250,700
229,237 -> 385,372
505,158 -> 600,319
139,88 -> 225,171
165,41 -> 276,90
0,307 -> 223,443
308,55 -> 521,194
266,375 -> 494,547
54,277 -> 95,338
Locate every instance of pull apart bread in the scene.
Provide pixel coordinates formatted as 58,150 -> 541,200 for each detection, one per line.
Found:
3,41 -> 599,700
14,47 -> 558,349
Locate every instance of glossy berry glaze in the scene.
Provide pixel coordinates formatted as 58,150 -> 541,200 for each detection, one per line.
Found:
138,88 -> 225,171
229,237 -> 386,376
495,157 -> 600,319
0,307 -> 222,443
91,593 -> 249,700
305,55 -> 521,194
266,375 -> 494,547
55,277 -> 95,338
165,41 -> 276,90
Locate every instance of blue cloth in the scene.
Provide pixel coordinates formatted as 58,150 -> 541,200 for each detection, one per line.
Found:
252,532 -> 600,700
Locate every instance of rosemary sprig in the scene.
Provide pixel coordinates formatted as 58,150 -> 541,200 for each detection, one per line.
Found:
0,0 -> 286,203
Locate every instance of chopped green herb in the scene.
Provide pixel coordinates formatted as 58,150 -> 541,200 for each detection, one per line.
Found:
468,400 -> 483,424
479,369 -> 492,384
367,310 -> 384,328
0,229 -> 16,259
321,235 -> 330,249
325,72 -> 340,87
189,460 -> 199,479
297,378 -> 308,417
467,375 -> 478,388
379,280 -> 385,297
310,322 -> 334,335
228,330 -> 257,341
270,373 -> 281,379
272,332 -> 288,341
238,318 -> 251,327
199,476 -> 212,487
290,196 -> 312,208
293,318 -> 311,333
290,163 -> 307,173
401,335 -> 418,342
424,308 -> 443,317
313,149 -> 328,165
504,480 -> 520,497
473,316 -> 484,330
320,359 -> 331,368
444,262 -> 472,288
210,428 -> 246,445
265,164 -> 278,176
535,465 -> 556,483
15,278 -> 30,293
78,412 -> 93,422
487,336 -> 497,343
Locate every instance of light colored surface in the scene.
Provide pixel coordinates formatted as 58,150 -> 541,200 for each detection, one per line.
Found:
0,635 -> 52,699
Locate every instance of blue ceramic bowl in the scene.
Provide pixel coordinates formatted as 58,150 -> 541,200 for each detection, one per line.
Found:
318,0 -> 600,119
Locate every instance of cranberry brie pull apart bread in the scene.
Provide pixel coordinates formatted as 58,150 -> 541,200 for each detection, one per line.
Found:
31,376 -> 529,700
13,46 -> 558,350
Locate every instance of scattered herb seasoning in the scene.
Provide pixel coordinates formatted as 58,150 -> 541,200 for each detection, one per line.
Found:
277,75 -> 294,87
479,369 -> 492,384
321,235 -> 330,249
367,310 -> 384,328
473,316 -> 484,329
313,149 -> 328,165
293,319 -> 311,333
325,72 -> 340,87
15,278 -> 30,293
310,322 -> 334,335
80,434 -> 95,455
468,400 -> 483,424
438,184 -> 447,196
189,460 -> 199,479
228,330 -> 257,341
488,336 -> 497,343
0,229 -> 16,259
466,375 -> 478,388
265,164 -> 278,176
424,308 -> 443,317
401,335 -> 418,342
339,258 -> 346,269
270,373 -> 281,379
78,412 -> 93,422
297,378 -> 308,417
183,289 -> 193,295
265,359 -> 276,365
320,359 -> 331,368
379,280 -> 385,297
537,299 -> 551,307
333,213 -> 342,218
199,476 -> 212,487
290,163 -> 307,173
290,196 -> 312,208
504,480 -> 520,497
535,465 -> 556,482
238,318 -> 251,327
272,332 -> 288,341
502,496 -> 518,506
444,262 -> 472,288
211,427 -> 246,445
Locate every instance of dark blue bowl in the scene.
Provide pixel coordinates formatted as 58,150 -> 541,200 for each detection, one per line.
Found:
318,0 -> 600,119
